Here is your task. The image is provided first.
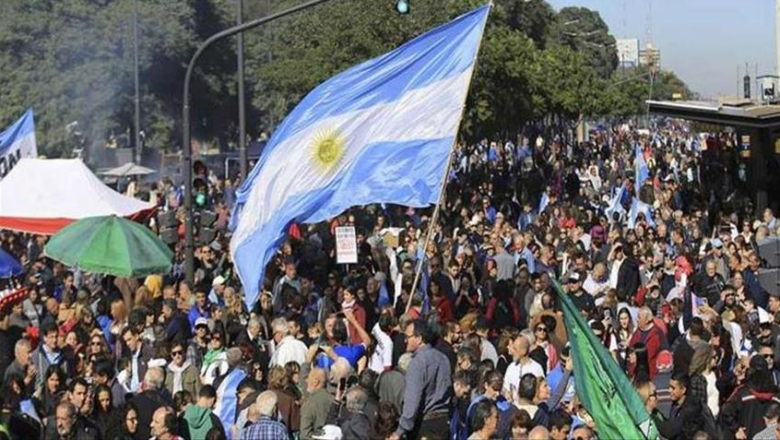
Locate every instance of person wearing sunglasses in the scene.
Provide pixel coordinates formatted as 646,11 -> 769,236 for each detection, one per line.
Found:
166,341 -> 200,398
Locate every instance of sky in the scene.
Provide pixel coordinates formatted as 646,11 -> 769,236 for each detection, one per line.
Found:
547,0 -> 777,99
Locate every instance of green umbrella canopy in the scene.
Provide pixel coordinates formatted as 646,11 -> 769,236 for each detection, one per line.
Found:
44,215 -> 173,277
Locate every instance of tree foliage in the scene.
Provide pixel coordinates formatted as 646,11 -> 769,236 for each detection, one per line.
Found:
0,0 -> 693,158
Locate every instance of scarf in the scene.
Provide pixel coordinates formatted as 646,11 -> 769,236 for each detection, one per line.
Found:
203,348 -> 225,369
168,361 -> 191,394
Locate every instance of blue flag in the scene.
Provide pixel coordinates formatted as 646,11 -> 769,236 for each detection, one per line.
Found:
0,108 -> 37,180
214,368 -> 247,439
538,191 -> 550,214
628,197 -> 656,229
635,144 -> 649,197
230,6 -> 491,308
604,183 -> 626,223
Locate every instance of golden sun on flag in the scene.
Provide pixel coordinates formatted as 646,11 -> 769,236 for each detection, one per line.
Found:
310,128 -> 346,172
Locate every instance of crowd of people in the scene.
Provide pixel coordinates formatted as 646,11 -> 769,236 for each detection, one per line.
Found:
1,119 -> 780,440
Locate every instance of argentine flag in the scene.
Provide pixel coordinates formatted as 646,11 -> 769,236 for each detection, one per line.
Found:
0,109 -> 37,180
628,197 -> 656,229
634,144 -> 649,197
604,182 -> 626,223
231,6 -> 491,308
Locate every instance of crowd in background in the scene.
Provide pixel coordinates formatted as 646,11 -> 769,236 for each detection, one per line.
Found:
1,119 -> 780,440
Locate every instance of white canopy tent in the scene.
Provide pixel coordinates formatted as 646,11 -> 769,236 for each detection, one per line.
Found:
0,159 -> 155,235
100,162 -> 156,177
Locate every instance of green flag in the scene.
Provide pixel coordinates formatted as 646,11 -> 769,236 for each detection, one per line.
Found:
553,280 -> 658,440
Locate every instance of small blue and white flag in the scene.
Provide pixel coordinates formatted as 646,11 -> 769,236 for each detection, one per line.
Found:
604,182 -> 626,223
0,109 -> 37,180
628,197 -> 656,229
231,6 -> 491,308
538,192 -> 550,214
634,144 -> 649,197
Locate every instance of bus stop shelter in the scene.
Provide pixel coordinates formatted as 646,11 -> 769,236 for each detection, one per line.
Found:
648,100 -> 780,213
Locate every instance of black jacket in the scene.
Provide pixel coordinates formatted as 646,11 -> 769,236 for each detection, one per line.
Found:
616,258 -> 640,303
129,389 -> 172,440
720,384 -> 780,440
658,396 -> 705,440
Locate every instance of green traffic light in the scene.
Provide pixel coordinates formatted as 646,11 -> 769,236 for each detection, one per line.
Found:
396,0 -> 409,14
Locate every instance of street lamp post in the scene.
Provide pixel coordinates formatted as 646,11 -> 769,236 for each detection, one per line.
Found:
182,0 -> 341,284
237,0 -> 248,182
133,0 -> 142,165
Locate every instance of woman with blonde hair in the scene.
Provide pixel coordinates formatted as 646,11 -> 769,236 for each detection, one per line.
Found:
635,381 -> 664,422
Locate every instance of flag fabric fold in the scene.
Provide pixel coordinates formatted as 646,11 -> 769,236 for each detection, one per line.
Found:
628,197 -> 657,229
554,280 -> 658,440
538,191 -> 550,214
0,108 -> 37,180
230,6 -> 491,308
604,182 -> 626,223
635,144 -> 649,196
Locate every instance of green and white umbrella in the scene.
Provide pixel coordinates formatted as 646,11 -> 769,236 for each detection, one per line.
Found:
44,215 -> 172,277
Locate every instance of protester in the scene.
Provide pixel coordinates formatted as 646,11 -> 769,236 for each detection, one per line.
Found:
2,121 -> 779,440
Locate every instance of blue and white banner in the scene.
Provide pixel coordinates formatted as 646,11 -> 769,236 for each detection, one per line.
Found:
0,109 -> 37,180
538,191 -> 550,214
214,368 -> 247,439
604,182 -> 626,223
230,6 -> 491,308
628,197 -> 656,229
635,144 -> 649,197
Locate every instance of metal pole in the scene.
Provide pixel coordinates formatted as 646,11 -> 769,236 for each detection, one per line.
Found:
237,0 -> 247,181
133,0 -> 142,165
406,146 -> 455,313
182,0 -> 340,284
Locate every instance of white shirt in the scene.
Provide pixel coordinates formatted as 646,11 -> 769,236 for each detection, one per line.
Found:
502,358 -> 544,395
368,324 -> 393,373
704,370 -> 719,417
583,274 -> 608,296
481,338 -> 499,366
270,335 -> 308,367
609,258 -> 623,289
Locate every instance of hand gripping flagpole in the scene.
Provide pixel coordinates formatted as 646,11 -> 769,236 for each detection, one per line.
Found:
406,3 -> 492,314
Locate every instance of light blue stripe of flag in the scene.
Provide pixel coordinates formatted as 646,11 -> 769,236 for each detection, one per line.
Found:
635,144 -> 649,197
538,192 -> 550,214
0,109 -> 35,156
628,197 -> 656,229
604,183 -> 626,223
230,6 -> 490,309
215,368 -> 247,439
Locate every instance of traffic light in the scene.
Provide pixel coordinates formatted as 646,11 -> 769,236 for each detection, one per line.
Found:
156,210 -> 179,245
396,0 -> 409,14
195,210 -> 217,245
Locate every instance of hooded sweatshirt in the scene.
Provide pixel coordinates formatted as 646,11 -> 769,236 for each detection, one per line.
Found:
182,405 -> 217,440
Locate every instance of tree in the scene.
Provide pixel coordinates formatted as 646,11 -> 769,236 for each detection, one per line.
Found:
546,6 -> 618,79
0,0 -> 198,158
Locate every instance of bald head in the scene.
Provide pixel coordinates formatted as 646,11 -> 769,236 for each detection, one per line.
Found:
306,367 -> 327,393
529,426 -> 550,440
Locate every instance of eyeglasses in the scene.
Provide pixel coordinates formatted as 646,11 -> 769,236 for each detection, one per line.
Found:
763,354 -> 774,360
90,341 -> 102,346
535,327 -> 547,333
171,350 -> 183,357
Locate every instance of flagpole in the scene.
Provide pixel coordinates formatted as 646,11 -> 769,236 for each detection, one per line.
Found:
406,3 -> 492,314
406,142 -> 456,313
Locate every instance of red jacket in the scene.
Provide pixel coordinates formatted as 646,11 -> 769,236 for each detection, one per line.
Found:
629,324 -> 666,380
435,297 -> 454,323
348,304 -> 367,345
